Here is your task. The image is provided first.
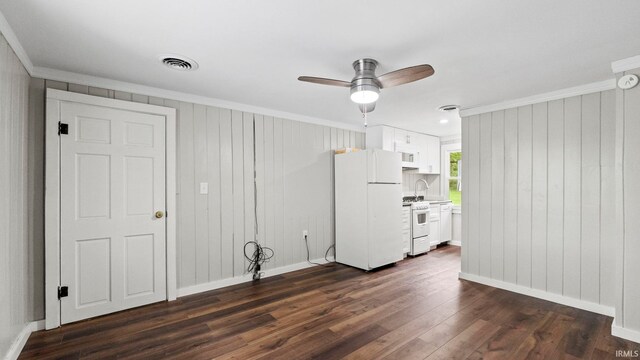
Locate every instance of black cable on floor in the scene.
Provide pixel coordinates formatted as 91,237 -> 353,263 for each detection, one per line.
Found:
304,235 -> 335,267
244,241 -> 274,279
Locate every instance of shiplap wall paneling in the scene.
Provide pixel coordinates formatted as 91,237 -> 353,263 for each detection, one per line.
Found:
490,111 -> 504,280
323,126 -> 332,260
546,99 -> 564,295
478,113 -> 492,278
194,104 -> 208,285
580,92 -> 601,304
531,102 -> 548,291
283,119 -> 295,265
273,118 -> 285,268
219,109 -> 234,278
503,108 -> 518,284
179,102 -> 197,286
599,90 -> 616,307
206,106 -> 222,280
243,112 -> 256,273
28,78 -> 45,320
517,105 -> 533,287
254,115 -> 266,265
467,116 -> 480,274
621,67 -> 640,330
461,90 -> 616,310
461,116 -> 469,273
231,110 -> 245,276
262,116 -> 275,270
0,33 -> 31,357
563,96 -> 581,299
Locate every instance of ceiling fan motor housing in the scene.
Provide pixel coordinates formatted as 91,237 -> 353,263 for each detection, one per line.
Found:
350,59 -> 381,103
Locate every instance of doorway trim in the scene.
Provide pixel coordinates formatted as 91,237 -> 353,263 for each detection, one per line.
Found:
44,88 -> 177,329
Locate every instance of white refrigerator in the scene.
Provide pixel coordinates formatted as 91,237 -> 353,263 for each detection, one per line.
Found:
335,149 -> 403,270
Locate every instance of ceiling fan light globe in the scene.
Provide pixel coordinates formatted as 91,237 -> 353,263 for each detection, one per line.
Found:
350,83 -> 380,104
350,90 -> 379,104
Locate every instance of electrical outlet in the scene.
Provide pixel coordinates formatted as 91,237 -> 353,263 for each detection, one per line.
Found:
199,182 -> 208,194
302,230 -> 308,238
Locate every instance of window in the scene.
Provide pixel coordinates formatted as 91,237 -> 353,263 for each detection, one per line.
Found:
442,147 -> 461,206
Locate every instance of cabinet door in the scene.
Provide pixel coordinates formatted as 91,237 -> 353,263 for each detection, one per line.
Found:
416,134 -> 430,173
401,207 -> 411,253
430,221 -> 441,246
365,126 -> 395,151
394,129 -> 408,148
382,126 -> 395,151
440,208 -> 452,242
426,136 -> 440,174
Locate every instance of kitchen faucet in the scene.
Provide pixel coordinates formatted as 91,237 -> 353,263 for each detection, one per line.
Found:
414,178 -> 430,200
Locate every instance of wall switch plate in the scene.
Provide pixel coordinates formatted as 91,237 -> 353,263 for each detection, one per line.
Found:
199,182 -> 209,194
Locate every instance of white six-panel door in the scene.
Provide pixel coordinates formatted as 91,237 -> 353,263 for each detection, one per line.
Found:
59,101 -> 167,324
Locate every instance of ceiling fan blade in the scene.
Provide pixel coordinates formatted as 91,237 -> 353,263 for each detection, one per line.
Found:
377,64 -> 434,88
298,76 -> 351,88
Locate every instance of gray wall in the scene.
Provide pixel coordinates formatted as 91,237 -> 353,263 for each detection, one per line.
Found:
616,67 -> 640,332
28,78 -> 364,313
461,89 -> 617,308
0,33 -> 33,356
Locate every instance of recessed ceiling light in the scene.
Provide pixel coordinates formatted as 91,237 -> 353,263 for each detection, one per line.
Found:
440,119 -> 449,124
159,54 -> 199,71
438,105 -> 460,112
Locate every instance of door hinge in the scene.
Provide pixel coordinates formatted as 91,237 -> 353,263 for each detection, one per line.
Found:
58,122 -> 69,135
58,286 -> 68,299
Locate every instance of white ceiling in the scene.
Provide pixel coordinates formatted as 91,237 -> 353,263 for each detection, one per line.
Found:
1,0 -> 639,136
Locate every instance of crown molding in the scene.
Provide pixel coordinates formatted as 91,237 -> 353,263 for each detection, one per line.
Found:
459,79 -> 616,117
32,66 -> 364,132
612,55 -> 640,74
0,9 -> 33,74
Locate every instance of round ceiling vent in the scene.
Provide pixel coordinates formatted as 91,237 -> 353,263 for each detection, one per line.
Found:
438,104 -> 460,112
159,54 -> 199,71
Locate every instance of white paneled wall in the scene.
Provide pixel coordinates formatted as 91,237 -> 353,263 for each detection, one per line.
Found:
0,33 -> 32,357
29,79 -> 364,296
616,66 -> 640,335
461,90 -> 616,309
402,172 -> 440,198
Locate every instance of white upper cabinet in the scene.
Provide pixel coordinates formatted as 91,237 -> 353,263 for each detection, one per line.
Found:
394,128 -> 409,147
366,125 -> 440,174
422,135 -> 441,174
366,126 -> 395,151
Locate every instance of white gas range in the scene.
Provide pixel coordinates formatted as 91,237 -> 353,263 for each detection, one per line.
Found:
402,197 -> 431,256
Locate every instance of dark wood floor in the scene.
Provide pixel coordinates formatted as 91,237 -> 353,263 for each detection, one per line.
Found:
21,245 -> 638,359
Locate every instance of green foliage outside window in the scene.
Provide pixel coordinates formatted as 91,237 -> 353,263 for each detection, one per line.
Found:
449,152 -> 462,206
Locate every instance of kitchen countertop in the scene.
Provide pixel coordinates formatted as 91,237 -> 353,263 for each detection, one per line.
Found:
426,200 -> 453,205
402,199 -> 452,206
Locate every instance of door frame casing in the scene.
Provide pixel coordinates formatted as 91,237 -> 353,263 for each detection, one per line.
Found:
44,88 -> 177,329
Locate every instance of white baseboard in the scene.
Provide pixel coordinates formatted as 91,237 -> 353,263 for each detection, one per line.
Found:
612,322 -> 640,344
4,320 -> 45,360
177,258 -> 330,297
458,272 -> 615,317
447,241 -> 461,246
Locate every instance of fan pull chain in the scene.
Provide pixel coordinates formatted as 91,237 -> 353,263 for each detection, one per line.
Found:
363,107 -> 368,128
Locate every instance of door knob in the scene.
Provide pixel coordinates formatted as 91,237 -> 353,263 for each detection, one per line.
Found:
155,211 -> 164,219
